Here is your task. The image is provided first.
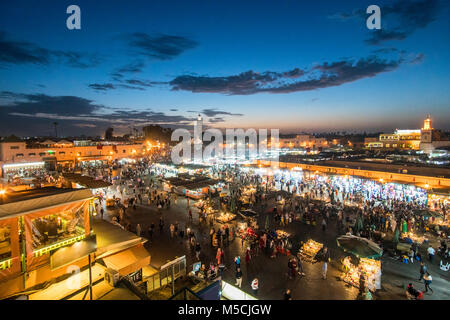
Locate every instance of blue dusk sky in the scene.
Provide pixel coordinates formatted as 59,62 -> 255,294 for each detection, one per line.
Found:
0,0 -> 449,136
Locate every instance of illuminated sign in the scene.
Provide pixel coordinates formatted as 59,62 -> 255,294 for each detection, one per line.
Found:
395,130 -> 421,134
3,161 -> 45,168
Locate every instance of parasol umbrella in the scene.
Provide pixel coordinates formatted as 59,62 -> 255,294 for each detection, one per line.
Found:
336,235 -> 383,260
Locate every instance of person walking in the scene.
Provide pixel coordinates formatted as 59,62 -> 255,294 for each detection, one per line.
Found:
251,278 -> 259,296
423,272 -> 433,294
321,247 -> 330,280
427,245 -> 435,263
136,223 -> 141,237
148,224 -> 154,241
322,218 -> 327,232
100,207 -> 104,220
169,224 -> 175,238
234,256 -> 241,270
297,256 -> 305,276
218,262 -> 225,279
216,248 -> 222,265
159,217 -> 164,234
195,242 -> 201,260
235,267 -> 243,288
245,247 -> 251,264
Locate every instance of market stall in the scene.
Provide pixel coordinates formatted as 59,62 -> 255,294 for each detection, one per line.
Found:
297,239 -> 323,262
240,185 -> 257,205
340,256 -> 381,292
215,212 -> 236,224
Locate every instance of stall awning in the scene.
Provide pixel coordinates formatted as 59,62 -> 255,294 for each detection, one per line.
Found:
102,245 -> 150,276
63,173 -> 112,189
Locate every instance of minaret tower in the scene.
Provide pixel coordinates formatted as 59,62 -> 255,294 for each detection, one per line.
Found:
420,114 -> 433,153
422,114 -> 432,131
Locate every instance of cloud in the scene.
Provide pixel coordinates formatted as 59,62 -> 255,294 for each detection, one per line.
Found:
88,82 -> 147,91
371,47 -> 401,54
208,117 -> 226,123
365,30 -> 409,45
331,0 -> 442,45
124,79 -> 154,87
0,31 -> 101,68
200,109 -> 244,117
125,32 -> 198,60
408,53 -> 425,64
89,83 -> 116,91
0,91 -> 196,136
116,60 -> 145,74
0,93 -> 103,115
111,60 -> 146,80
169,56 -> 403,95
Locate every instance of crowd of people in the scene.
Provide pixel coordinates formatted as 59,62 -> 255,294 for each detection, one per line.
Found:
15,156 -> 446,300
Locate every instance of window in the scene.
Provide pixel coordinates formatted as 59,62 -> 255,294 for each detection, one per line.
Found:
39,152 -> 46,156
30,207 -> 86,251
10,146 -> 19,150
123,150 -> 126,153
393,144 -> 397,148
59,151 -> 65,155
28,153 -> 36,156
16,153 -> 24,157
385,143 -> 390,148
0,225 -> 12,263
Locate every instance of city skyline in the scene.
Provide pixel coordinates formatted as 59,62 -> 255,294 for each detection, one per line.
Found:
0,0 -> 450,137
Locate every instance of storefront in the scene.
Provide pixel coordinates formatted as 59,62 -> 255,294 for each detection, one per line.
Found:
1,161 -> 45,178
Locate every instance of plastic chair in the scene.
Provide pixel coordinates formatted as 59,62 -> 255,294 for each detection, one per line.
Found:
402,256 -> 409,264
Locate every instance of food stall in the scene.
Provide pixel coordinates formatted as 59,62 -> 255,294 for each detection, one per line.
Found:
215,212 -> 236,224
297,239 -> 323,262
240,185 -> 257,205
340,256 -> 381,292
236,221 -> 258,240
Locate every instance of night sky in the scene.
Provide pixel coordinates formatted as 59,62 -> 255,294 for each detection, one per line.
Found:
0,0 -> 449,137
